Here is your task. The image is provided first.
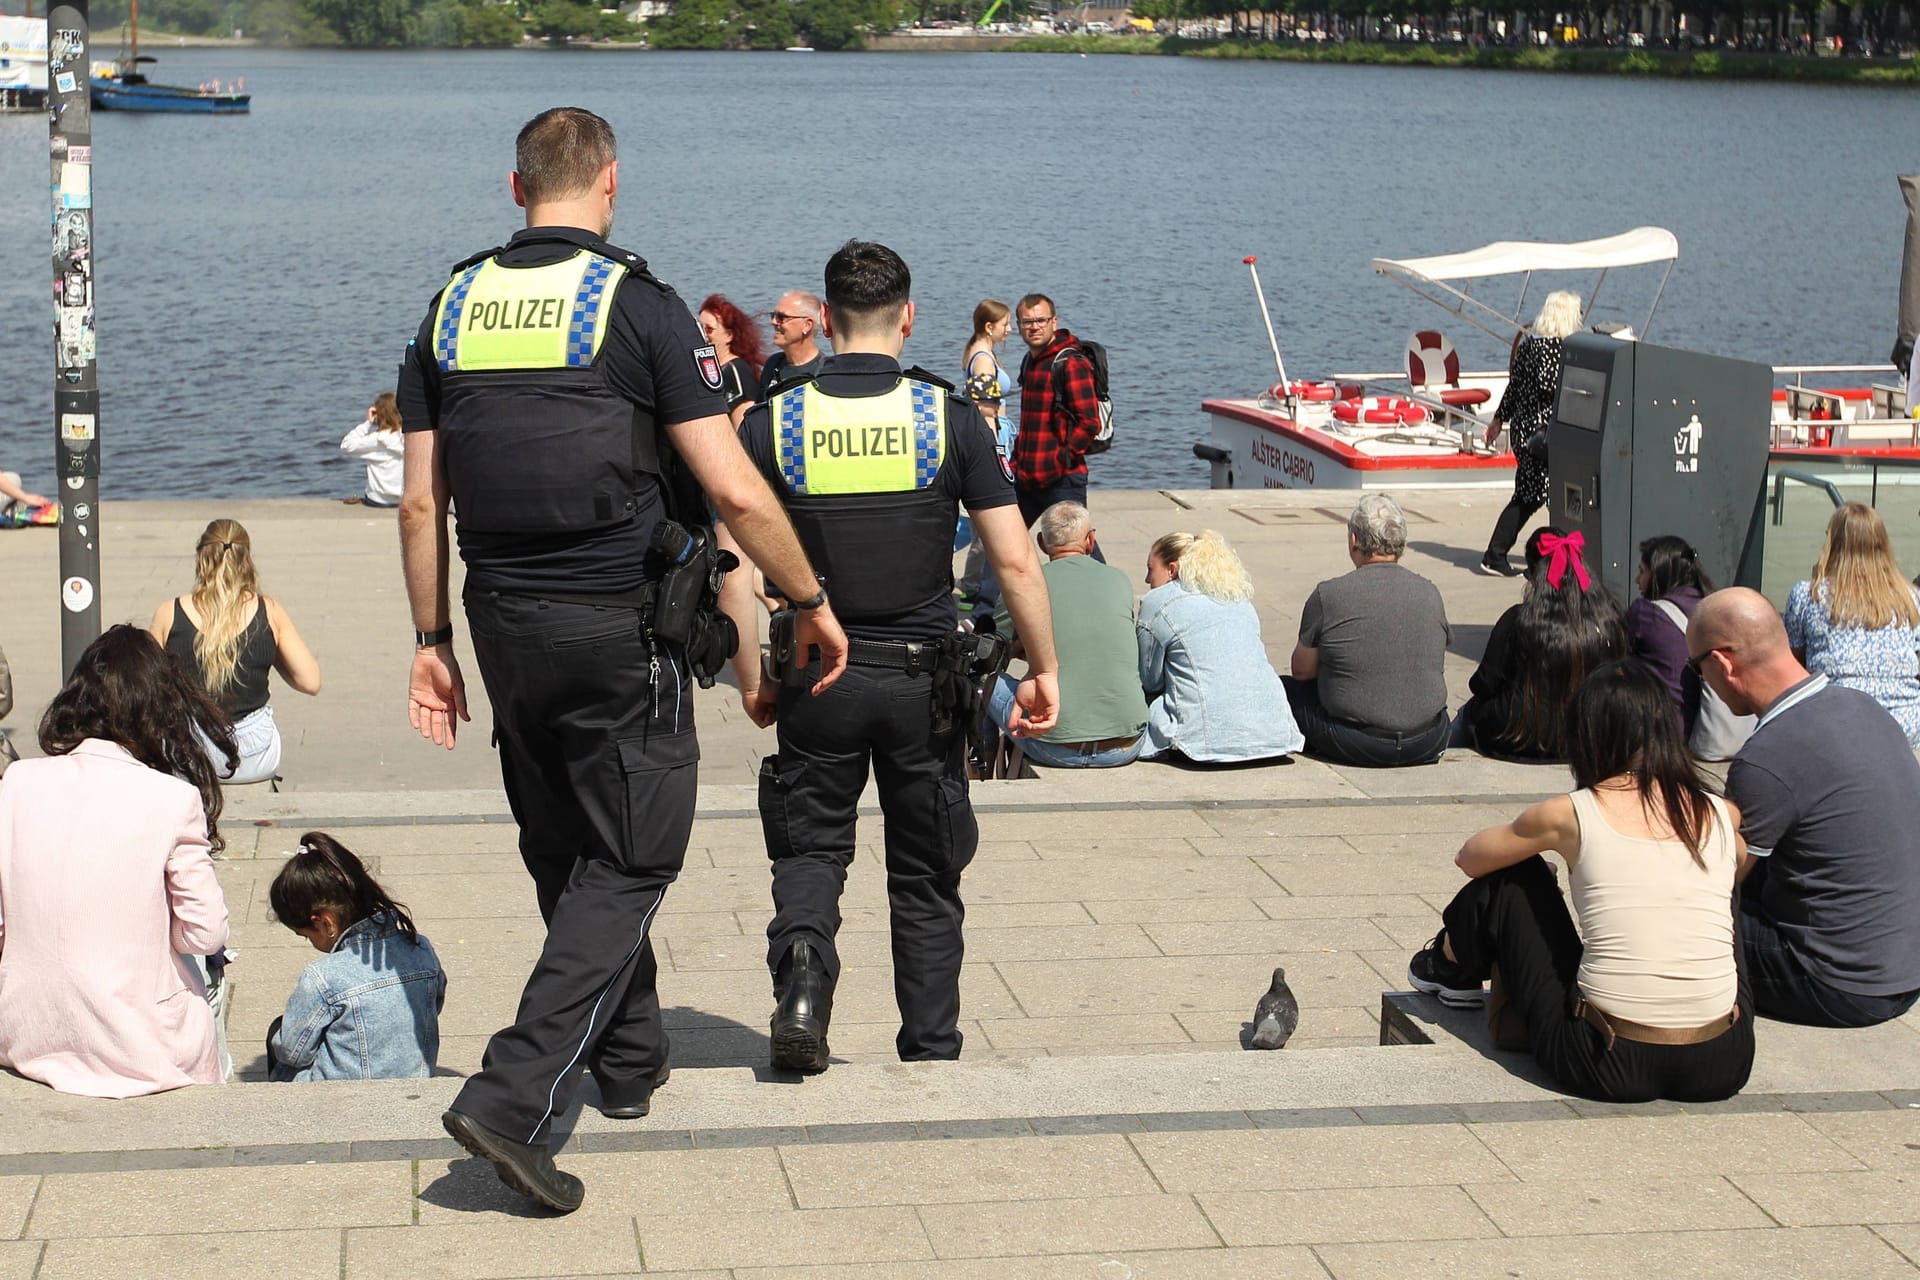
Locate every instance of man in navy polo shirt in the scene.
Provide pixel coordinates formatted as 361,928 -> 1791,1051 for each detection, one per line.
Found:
1688,588 -> 1920,1027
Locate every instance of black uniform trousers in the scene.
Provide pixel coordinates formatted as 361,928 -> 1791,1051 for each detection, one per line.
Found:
452,590 -> 698,1146
759,660 -> 978,1060
1441,855 -> 1754,1104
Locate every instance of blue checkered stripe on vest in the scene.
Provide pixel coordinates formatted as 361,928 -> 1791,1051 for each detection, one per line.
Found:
909,382 -> 941,487
433,263 -> 486,372
773,382 -> 944,497
566,256 -> 618,367
775,388 -> 809,494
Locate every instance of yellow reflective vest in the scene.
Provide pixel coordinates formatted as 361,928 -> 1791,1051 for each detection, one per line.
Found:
770,376 -> 957,623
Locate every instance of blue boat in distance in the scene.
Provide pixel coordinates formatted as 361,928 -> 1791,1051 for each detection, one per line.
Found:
91,59 -> 250,113
88,1 -> 250,115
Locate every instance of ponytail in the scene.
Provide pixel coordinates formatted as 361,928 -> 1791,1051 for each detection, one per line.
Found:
268,831 -> 419,945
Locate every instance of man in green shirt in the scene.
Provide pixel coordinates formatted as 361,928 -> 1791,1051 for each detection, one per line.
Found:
990,502 -> 1147,768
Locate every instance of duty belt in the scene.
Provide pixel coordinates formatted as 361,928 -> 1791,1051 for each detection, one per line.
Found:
847,637 -> 940,676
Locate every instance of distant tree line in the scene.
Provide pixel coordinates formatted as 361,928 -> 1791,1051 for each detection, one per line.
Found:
102,0 -> 626,47
646,0 -> 899,47
1125,0 -> 1915,51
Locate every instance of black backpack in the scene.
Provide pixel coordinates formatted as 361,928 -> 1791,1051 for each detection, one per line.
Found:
1052,340 -> 1114,455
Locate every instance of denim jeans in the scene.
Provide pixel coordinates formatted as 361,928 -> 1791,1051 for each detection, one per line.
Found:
1281,676 -> 1447,767
195,704 -> 281,786
1737,881 -> 1920,1027
987,674 -> 1141,769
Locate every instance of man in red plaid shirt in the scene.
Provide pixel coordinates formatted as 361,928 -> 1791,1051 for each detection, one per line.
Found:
1012,294 -> 1107,563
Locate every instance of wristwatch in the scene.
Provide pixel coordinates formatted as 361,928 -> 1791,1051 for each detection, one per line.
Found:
414,625 -> 454,647
792,587 -> 828,612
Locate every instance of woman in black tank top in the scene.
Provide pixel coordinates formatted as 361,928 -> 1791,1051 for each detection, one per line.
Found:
149,519 -> 322,785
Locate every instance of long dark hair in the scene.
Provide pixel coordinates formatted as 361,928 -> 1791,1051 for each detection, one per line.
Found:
1639,535 -> 1714,601
269,831 -> 420,944
38,624 -> 236,853
1566,660 -> 1719,867
1494,557 -> 1629,758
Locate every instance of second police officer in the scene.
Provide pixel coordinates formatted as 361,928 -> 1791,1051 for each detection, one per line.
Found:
732,240 -> 1061,1073
396,107 -> 848,1213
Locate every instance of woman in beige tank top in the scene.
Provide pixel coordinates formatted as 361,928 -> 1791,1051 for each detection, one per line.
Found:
1408,660 -> 1756,1103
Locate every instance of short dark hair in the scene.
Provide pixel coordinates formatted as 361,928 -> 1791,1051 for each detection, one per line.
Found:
1016,293 -> 1055,318
515,107 -> 616,205
823,240 -> 910,335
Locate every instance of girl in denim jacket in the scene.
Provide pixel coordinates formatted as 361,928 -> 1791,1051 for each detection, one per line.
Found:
266,832 -> 446,1081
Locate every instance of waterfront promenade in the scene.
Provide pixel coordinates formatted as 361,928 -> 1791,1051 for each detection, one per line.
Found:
0,488 -> 1915,1278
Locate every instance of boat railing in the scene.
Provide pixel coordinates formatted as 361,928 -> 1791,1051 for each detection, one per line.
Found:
1774,363 -> 1899,383
1768,450 -> 1920,526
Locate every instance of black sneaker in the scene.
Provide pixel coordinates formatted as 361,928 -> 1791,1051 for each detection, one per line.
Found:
1407,932 -> 1486,1008
1476,552 -> 1522,578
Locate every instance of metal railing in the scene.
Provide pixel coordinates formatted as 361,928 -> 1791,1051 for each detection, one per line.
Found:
1769,468 -> 1845,525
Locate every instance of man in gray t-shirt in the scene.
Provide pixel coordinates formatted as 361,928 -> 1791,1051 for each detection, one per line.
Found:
1282,495 -> 1451,767
1690,588 -> 1920,1027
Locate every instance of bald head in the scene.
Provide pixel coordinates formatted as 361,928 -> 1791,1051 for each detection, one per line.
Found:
1688,587 -> 1789,659
1688,587 -> 1806,718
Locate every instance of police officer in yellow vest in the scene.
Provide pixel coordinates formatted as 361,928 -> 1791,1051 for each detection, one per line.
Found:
732,241 -> 1060,1073
396,108 -> 848,1214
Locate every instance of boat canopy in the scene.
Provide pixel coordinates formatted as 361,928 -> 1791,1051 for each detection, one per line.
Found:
1371,227 -> 1679,341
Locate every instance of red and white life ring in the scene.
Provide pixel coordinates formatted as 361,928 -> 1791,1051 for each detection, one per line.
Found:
1332,396 -> 1429,426
1269,380 -> 1339,402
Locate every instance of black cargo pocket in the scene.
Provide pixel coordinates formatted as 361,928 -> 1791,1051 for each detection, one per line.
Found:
618,731 -> 700,877
934,775 -> 978,876
758,754 -> 808,864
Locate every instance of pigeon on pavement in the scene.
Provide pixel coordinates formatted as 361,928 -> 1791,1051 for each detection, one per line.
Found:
1249,966 -> 1299,1050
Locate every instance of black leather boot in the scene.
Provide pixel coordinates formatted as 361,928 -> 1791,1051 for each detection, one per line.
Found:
770,939 -> 834,1074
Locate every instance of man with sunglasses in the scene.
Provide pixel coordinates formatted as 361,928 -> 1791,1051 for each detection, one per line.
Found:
757,291 -> 826,400
1687,587 -> 1920,1030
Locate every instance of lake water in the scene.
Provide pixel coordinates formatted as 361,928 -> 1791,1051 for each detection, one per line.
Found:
0,48 -> 1911,498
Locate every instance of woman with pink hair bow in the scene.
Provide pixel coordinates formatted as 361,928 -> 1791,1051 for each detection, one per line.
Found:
1454,527 -> 1629,761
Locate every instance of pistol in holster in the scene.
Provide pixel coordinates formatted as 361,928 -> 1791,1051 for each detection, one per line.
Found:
767,609 -> 806,688
930,631 -> 1012,753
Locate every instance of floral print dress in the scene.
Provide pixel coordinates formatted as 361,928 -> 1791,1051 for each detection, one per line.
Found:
1783,579 -> 1920,745
1493,334 -> 1564,508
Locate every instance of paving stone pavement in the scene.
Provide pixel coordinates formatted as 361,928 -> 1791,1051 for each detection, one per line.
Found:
2,494 -> 1916,1276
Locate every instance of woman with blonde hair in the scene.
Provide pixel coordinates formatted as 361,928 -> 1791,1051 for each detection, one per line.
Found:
150,519 -> 322,784
1137,529 -> 1302,763
339,392 -> 404,508
1480,289 -> 1584,577
1783,502 -> 1920,745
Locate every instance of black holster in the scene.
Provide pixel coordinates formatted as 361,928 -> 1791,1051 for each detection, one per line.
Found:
650,520 -> 739,688
932,632 -> 1011,756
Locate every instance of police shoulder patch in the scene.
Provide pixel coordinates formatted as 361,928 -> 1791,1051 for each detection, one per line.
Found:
694,344 -> 722,392
998,453 -> 1015,484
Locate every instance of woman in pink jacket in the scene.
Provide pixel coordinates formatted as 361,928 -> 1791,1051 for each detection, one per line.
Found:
0,626 -> 236,1097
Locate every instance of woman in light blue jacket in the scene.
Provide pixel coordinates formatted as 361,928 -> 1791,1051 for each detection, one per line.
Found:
1138,531 -> 1303,763
266,831 -> 445,1082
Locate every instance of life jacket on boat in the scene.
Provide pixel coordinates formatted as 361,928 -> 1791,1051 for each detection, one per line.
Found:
769,376 -> 954,625
1333,396 -> 1429,427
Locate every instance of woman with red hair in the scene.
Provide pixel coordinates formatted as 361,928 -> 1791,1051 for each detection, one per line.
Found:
698,295 -> 767,429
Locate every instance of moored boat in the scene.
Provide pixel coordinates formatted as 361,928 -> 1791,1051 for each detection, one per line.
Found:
1199,228 -> 1909,492
87,1 -> 250,114
90,61 -> 250,112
